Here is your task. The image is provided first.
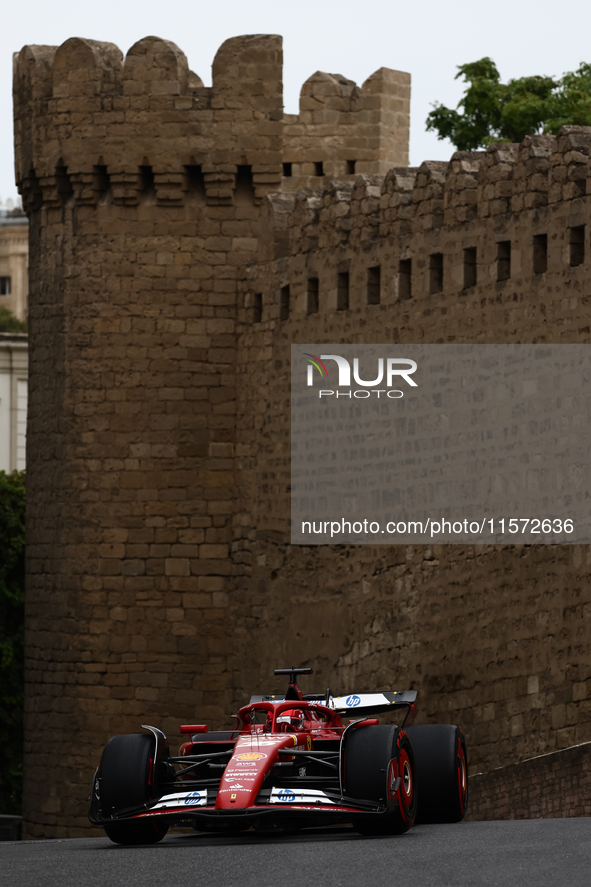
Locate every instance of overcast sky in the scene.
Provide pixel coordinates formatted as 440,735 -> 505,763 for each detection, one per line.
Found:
3,0 -> 591,203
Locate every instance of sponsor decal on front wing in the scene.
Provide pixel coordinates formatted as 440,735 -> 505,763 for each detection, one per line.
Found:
148,791 -> 208,810
270,788 -> 335,806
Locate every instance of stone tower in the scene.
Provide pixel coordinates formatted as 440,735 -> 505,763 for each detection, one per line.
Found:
13,34 -> 410,837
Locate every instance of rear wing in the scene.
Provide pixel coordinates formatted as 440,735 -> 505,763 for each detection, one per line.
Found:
325,691 -> 417,716
248,690 -> 417,717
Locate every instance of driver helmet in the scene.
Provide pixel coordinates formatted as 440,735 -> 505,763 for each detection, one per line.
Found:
276,709 -> 305,732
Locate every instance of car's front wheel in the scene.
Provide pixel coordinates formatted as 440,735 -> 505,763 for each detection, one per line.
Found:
99,732 -> 168,845
344,724 -> 417,836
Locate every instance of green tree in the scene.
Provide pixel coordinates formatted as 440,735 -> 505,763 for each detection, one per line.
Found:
0,307 -> 27,334
0,470 -> 26,815
426,58 -> 591,151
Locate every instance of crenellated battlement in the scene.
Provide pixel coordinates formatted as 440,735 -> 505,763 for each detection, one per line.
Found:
14,35 -> 284,207
250,124 -> 591,328
13,34 -> 410,211
282,66 -> 410,187
263,128 -> 591,258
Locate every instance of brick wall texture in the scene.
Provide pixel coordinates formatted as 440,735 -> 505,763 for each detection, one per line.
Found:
467,742 -> 591,820
12,34 -> 591,837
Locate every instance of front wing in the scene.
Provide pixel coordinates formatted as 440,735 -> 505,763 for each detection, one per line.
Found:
88,774 -> 399,829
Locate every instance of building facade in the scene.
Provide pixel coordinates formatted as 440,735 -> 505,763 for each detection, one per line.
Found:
0,205 -> 28,322
13,34 -> 591,837
0,333 -> 27,472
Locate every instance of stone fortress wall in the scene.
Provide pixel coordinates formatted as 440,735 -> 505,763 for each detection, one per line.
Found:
12,33 -> 591,837
236,122 -> 591,800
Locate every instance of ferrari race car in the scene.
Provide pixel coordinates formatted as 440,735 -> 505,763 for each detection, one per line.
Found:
89,667 -> 468,844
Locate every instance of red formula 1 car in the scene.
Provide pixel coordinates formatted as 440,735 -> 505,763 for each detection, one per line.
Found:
89,668 -> 468,844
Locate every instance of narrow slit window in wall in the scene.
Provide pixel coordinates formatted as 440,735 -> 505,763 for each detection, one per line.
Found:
533,234 -> 547,274
55,164 -> 74,205
139,165 -> 156,202
93,164 -> 110,197
314,162 -> 324,177
398,259 -> 411,300
463,247 -> 477,288
346,160 -> 356,174
235,165 -> 255,201
185,164 -> 205,197
337,272 -> 349,311
253,293 -> 262,324
280,285 -> 290,321
282,162 -> 292,177
497,241 -> 511,281
307,277 -> 319,315
570,225 -> 585,267
429,253 -> 443,294
0,277 -> 11,296
367,266 -> 381,305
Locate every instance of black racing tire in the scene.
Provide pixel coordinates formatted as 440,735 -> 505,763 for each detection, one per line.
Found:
99,733 -> 168,845
103,819 -> 168,846
344,725 -> 417,836
405,725 -> 467,823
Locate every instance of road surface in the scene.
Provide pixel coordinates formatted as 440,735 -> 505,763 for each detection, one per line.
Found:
2,818 -> 590,887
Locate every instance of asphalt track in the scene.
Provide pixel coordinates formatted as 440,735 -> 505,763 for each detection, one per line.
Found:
2,819 -> 590,887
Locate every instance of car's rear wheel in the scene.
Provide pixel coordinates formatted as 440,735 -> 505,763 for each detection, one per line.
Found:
99,732 -> 168,845
405,724 -> 467,823
344,725 -> 417,836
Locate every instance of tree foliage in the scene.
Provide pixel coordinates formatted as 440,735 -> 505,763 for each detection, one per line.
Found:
0,470 -> 25,814
0,307 -> 27,334
426,58 -> 591,151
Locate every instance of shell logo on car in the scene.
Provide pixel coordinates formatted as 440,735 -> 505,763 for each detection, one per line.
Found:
235,752 -> 267,762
